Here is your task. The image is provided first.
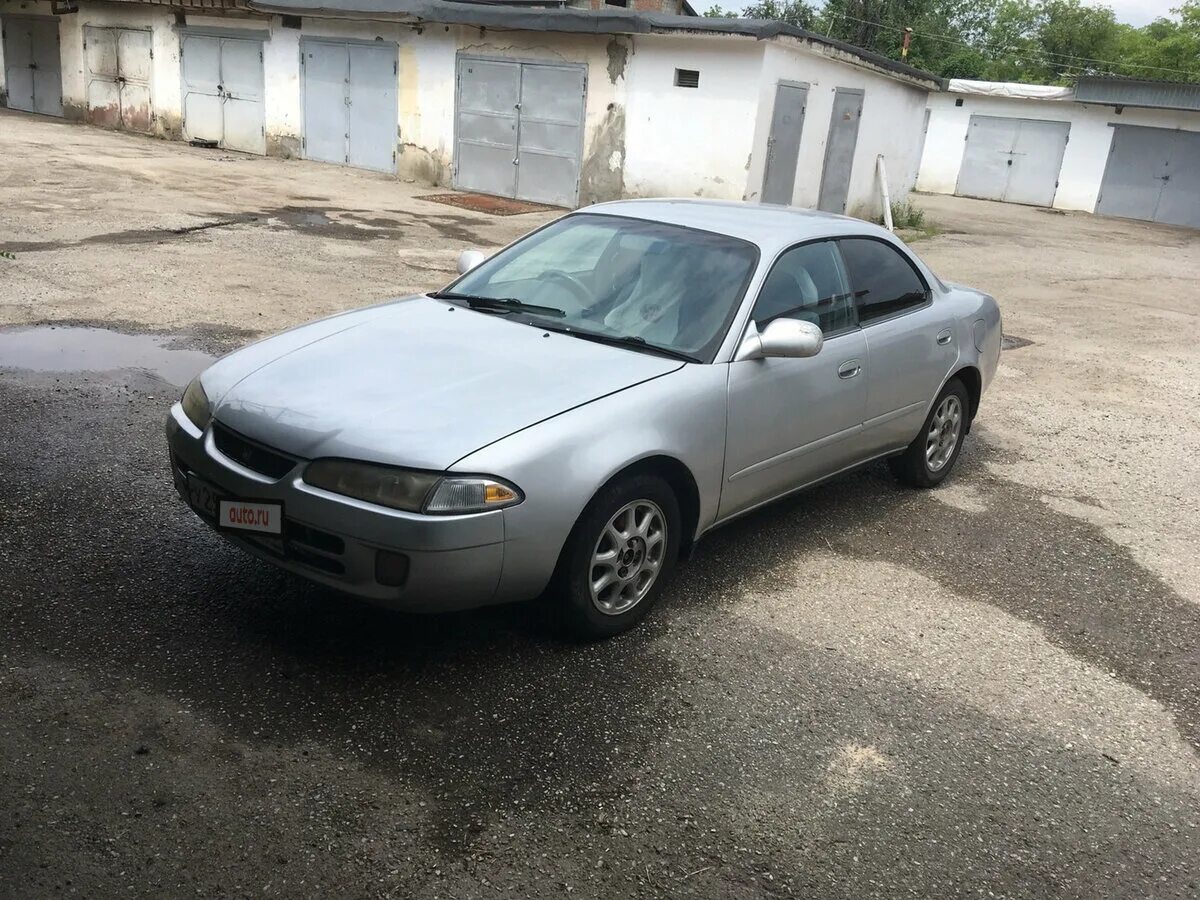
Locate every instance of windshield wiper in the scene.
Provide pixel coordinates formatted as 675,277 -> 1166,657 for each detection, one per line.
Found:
536,323 -> 700,363
429,291 -> 565,319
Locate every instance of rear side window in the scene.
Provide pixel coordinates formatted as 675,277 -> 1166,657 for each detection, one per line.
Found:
838,238 -> 929,324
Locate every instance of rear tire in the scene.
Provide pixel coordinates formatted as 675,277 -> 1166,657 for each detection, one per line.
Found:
553,474 -> 681,640
888,378 -> 969,488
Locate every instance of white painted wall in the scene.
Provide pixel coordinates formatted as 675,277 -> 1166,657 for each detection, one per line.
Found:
622,34 -> 762,201
917,90 -> 1200,212
746,39 -> 931,218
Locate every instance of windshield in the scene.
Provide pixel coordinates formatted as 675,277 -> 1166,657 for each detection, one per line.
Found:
442,214 -> 759,362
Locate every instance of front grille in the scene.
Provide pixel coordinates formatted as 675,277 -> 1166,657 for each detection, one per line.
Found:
212,422 -> 297,479
175,453 -> 348,580
240,520 -> 346,576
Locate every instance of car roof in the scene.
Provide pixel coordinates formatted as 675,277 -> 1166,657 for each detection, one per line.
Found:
577,198 -> 894,252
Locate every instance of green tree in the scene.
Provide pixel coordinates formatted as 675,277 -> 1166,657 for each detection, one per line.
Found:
742,0 -> 817,28
705,0 -> 1200,83
1037,0 -> 1121,79
1113,2 -> 1200,79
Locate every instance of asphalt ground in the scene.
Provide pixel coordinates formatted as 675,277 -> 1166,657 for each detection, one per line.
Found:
2,111 -> 1199,898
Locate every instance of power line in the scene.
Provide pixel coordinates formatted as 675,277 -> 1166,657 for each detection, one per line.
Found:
824,11 -> 1200,77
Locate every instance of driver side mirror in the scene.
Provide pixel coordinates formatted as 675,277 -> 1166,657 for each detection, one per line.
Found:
457,249 -> 485,275
737,318 -> 824,361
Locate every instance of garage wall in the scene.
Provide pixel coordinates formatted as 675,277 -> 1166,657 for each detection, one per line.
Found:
261,17 -> 407,161
621,34 -> 761,202
450,28 -> 624,204
0,0 -> 59,106
746,39 -> 931,218
917,91 -> 1200,212
0,0 -> 186,135
2,5 -> 936,214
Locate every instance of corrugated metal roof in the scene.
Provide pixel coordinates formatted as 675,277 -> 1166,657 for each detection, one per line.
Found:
1074,76 -> 1200,112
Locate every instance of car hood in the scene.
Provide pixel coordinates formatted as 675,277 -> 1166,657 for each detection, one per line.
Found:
209,296 -> 683,470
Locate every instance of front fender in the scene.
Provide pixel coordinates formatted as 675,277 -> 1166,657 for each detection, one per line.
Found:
453,364 -> 727,601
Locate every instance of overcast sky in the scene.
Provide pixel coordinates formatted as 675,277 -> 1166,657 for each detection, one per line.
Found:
1092,0 -> 1180,26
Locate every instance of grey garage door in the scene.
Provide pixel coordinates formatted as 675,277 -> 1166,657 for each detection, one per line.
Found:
956,115 -> 1070,207
760,82 -> 808,205
817,87 -> 864,214
84,27 -> 153,133
302,40 -> 398,173
181,34 -> 265,155
1096,124 -> 1200,229
2,17 -> 62,117
455,56 -> 586,207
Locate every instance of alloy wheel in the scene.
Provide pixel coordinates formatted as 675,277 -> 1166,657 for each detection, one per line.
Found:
589,499 -> 667,616
926,394 -> 963,473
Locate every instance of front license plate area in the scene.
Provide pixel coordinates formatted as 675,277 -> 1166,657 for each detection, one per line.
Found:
186,474 -> 224,521
218,499 -> 283,535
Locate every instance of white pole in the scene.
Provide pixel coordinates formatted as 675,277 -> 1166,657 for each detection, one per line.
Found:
877,155 -> 894,232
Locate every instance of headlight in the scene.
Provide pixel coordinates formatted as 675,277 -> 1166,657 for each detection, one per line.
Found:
180,378 -> 211,429
303,459 -> 522,515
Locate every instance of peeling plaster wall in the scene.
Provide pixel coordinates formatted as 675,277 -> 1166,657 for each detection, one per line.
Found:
747,40 -> 930,217
395,24 -> 456,184
622,34 -> 762,202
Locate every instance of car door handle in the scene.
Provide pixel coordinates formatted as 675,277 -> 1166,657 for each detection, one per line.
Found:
837,359 -> 861,379
936,329 -> 953,345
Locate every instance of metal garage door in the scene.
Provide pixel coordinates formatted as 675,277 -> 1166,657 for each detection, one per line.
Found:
761,82 -> 808,205
1097,125 -> 1200,229
181,34 -> 265,155
956,115 -> 1070,207
817,87 -> 863,214
1,17 -> 62,117
301,40 -> 398,173
84,27 -> 153,133
455,56 -> 586,207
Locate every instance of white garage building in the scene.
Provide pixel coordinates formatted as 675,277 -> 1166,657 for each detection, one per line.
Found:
1,0 -> 941,215
917,77 -> 1200,229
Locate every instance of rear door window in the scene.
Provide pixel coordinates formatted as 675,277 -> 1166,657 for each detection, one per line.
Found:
837,238 -> 929,324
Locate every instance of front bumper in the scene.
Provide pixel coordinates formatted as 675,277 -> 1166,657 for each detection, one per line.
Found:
166,404 -> 506,611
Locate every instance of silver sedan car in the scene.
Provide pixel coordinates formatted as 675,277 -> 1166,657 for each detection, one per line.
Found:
167,200 -> 1001,638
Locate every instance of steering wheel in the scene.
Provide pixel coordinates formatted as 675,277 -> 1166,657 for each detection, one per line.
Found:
537,269 -> 595,309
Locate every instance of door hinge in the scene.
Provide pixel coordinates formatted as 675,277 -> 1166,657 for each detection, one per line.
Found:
259,50 -> 263,62
149,48 -> 154,59
393,61 -> 397,75
301,136 -> 306,149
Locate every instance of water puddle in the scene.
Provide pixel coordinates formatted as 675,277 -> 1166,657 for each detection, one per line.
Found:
0,326 -> 213,385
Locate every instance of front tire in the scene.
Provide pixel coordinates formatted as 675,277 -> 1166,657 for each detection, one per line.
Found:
888,378 -> 969,488
554,474 -> 681,640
